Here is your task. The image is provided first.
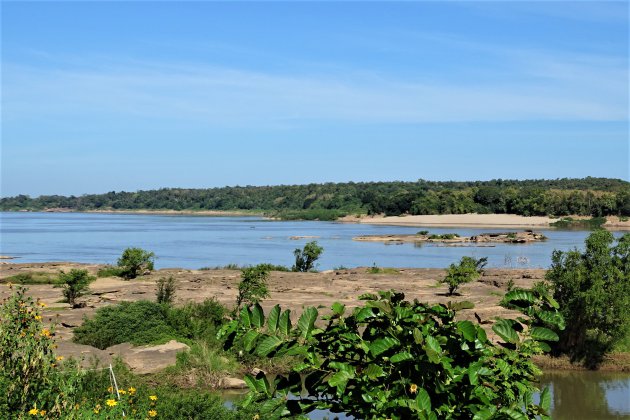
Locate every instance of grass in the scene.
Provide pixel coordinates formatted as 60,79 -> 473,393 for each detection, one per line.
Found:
200,263 -> 289,272
550,217 -> 606,230
2,272 -> 56,284
367,264 -> 400,275
96,265 -> 124,278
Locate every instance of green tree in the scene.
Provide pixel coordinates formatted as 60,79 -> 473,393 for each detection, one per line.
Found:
235,265 -> 271,312
156,276 -> 177,305
117,247 -> 155,279
292,241 -> 323,272
55,269 -> 94,307
441,256 -> 487,295
546,230 -> 630,367
219,289 -> 562,419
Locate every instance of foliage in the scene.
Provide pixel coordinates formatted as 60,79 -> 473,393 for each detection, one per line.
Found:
417,230 -> 429,235
441,256 -> 488,296
55,269 -> 95,307
4,177 -> 627,218
96,265 -> 124,278
292,241 -> 323,272
366,264 -> 400,275
545,230 -> 630,367
550,217 -> 606,230
156,276 -> 177,305
219,290 -> 562,419
2,272 -> 56,285
236,265 -> 271,313
73,299 -> 228,349
117,247 -> 155,279
428,233 -> 459,240
0,285 -> 78,418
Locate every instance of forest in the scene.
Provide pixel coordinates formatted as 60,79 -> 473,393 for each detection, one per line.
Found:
1,177 -> 629,219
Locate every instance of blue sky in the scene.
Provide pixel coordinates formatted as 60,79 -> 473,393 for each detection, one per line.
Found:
1,1 -> 628,197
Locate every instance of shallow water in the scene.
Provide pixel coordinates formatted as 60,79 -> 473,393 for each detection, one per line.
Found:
0,212 -> 605,269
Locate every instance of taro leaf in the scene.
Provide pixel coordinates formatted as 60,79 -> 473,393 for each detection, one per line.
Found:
369,337 -> 399,357
355,307 -> 376,322
425,335 -> 442,355
540,386 -> 551,412
331,302 -> 345,316
251,303 -> 265,328
416,388 -> 431,412
472,407 -> 497,420
358,293 -> 378,301
364,364 -> 384,379
240,306 -> 252,328
492,319 -> 519,344
457,320 -> 477,341
537,310 -> 565,330
242,330 -> 260,352
530,326 -> 559,342
267,305 -> 280,334
256,335 -> 283,357
279,309 -> 292,336
503,289 -> 535,305
297,306 -> 318,339
538,341 -> 551,352
413,328 -> 424,345
390,351 -> 414,363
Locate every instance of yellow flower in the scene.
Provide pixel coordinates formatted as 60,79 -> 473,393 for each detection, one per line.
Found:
128,386 -> 136,395
106,399 -> 117,407
39,410 -> 46,416
28,407 -> 39,416
56,356 -> 64,361
148,410 -> 157,417
149,395 -> 157,401
40,329 -> 51,338
93,408 -> 100,414
107,386 -> 113,393
118,389 -> 126,395
95,404 -> 101,410
7,282 -> 13,289
409,383 -> 418,394
34,315 -> 42,321
253,415 -> 260,420
39,302 -> 47,307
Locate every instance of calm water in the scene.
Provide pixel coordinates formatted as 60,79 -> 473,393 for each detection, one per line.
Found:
0,212 -> 600,270
2,212 -> 629,417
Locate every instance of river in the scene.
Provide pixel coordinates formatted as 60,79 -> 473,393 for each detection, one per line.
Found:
0,212 -> 604,270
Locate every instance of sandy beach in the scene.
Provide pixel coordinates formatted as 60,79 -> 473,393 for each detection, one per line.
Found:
341,213 -> 555,228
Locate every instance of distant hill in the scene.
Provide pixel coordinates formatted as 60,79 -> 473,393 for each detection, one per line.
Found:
1,177 -> 629,220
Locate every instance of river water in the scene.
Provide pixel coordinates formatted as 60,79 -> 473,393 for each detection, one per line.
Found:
0,212 -> 605,270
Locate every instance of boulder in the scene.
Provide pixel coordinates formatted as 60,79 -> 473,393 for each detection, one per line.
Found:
107,340 -> 190,374
220,377 -> 248,389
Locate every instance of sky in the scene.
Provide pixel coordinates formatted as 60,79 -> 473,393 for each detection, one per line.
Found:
1,1 -> 628,197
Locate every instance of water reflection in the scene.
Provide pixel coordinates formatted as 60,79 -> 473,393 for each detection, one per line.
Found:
539,371 -> 630,419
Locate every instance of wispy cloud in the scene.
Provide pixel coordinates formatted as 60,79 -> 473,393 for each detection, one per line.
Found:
3,46 -> 627,128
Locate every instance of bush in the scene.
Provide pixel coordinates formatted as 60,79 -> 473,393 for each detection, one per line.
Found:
0,285 -> 78,417
2,272 -> 56,285
236,265 -> 270,312
117,247 -> 155,279
417,230 -> 429,235
55,269 -> 94,307
441,256 -> 487,295
156,276 -> 177,305
292,241 -> 323,272
546,230 -> 630,367
97,265 -> 124,278
220,290 -> 562,419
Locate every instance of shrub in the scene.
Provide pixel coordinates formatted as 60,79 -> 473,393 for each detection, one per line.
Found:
219,290 -> 562,419
441,256 -> 488,295
97,265 -> 124,278
236,265 -> 270,312
117,247 -> 155,279
2,272 -> 56,285
546,230 -> 630,367
156,276 -> 177,305
292,241 -> 323,272
0,285 -> 77,417
55,269 -> 94,307
367,264 -> 399,275
417,230 -> 429,235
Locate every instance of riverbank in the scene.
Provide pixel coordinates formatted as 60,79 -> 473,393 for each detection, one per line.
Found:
36,208 -> 267,217
2,262 -> 628,373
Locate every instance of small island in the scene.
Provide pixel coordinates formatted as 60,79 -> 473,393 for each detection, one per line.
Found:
353,230 -> 547,244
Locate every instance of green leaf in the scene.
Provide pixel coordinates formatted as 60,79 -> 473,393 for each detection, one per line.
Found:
358,293 -> 378,301
537,310 -> 565,329
540,386 -> 551,412
364,364 -> 384,379
242,330 -> 260,352
251,303 -> 264,328
256,335 -> 283,357
331,302 -> 345,316
328,370 -> 353,393
492,319 -> 520,344
297,307 -> 318,339
425,335 -> 442,355
279,309 -> 292,336
499,408 -> 528,420
457,320 -> 477,341
267,305 -> 280,333
413,328 -> 424,345
390,351 -> 414,363
355,307 -> 375,321
503,289 -> 535,304
416,388 -> 431,412
240,306 -> 252,328
369,337 -> 399,356
472,407 -> 496,420
530,326 -> 559,342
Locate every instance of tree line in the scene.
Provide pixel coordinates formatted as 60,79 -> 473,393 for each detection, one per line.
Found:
1,177 -> 629,218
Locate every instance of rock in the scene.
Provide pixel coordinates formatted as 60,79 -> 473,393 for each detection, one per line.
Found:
107,340 -> 190,374
250,367 -> 266,376
220,377 -> 248,389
